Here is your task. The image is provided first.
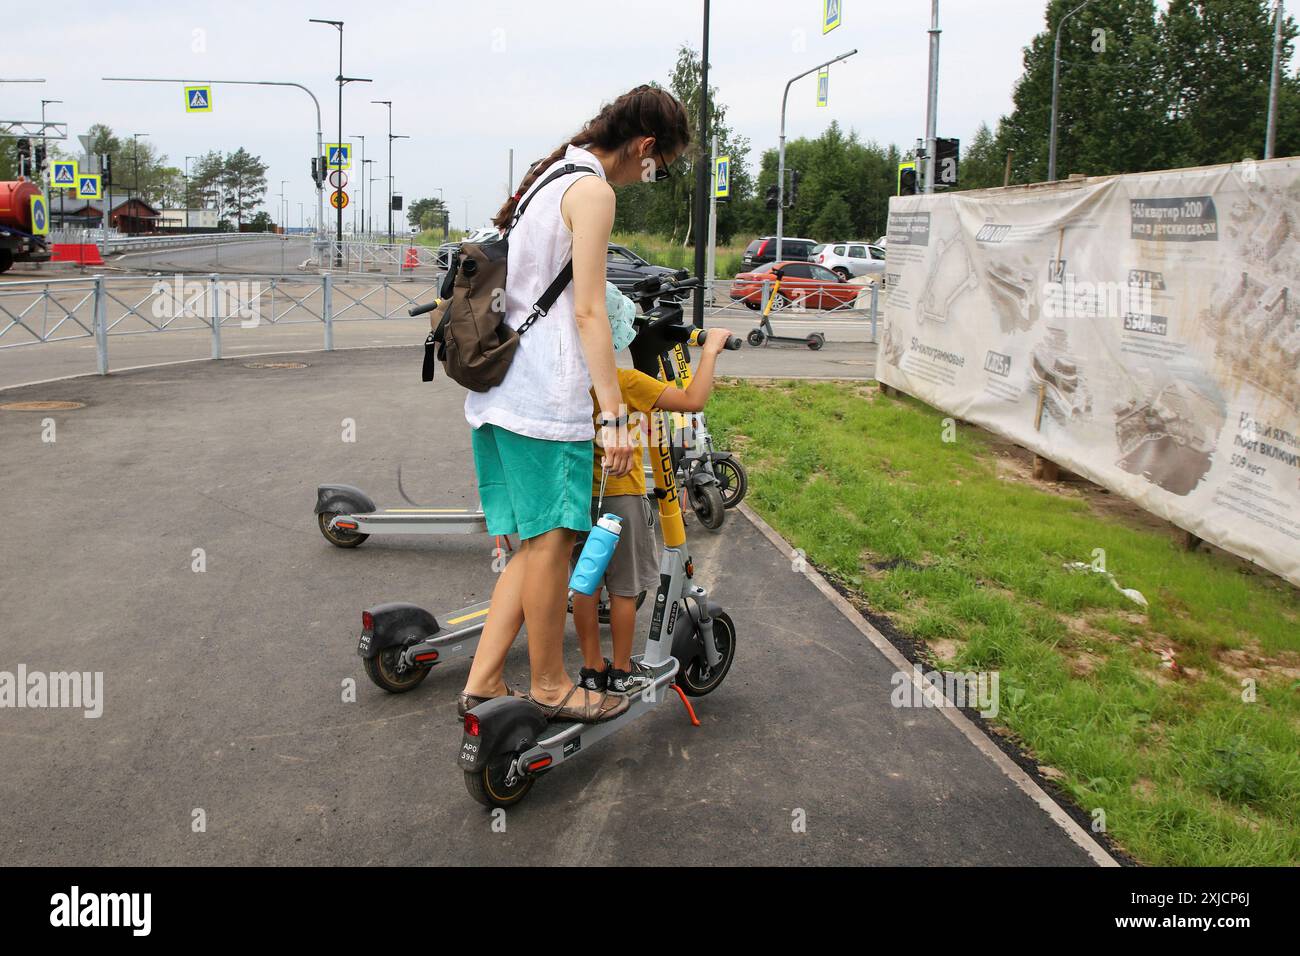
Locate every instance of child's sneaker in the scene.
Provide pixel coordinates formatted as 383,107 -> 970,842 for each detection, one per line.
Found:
578,658 -> 611,692
607,660 -> 655,695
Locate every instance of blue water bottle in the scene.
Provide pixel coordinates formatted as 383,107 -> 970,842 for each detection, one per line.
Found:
569,514 -> 622,595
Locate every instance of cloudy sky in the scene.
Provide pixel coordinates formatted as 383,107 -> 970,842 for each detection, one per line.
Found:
7,0 -> 1061,229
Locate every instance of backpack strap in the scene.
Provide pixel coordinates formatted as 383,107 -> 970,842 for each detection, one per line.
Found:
507,162 -> 596,235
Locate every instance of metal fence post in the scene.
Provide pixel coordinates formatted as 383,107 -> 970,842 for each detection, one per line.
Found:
323,272 -> 334,351
209,273 -> 222,360
870,282 -> 879,344
93,274 -> 109,375
760,279 -> 771,314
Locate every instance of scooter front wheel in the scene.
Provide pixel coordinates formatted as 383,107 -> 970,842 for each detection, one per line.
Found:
465,755 -> 534,809
363,647 -> 431,693
677,611 -> 736,697
691,482 -> 726,531
714,457 -> 748,509
318,511 -> 369,548
747,329 -> 766,347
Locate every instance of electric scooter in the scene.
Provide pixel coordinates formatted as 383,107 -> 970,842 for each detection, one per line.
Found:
356,275 -> 740,714
456,274 -> 740,808
747,266 -> 827,351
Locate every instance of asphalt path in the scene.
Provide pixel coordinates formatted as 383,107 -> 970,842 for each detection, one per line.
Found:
0,347 -> 1109,865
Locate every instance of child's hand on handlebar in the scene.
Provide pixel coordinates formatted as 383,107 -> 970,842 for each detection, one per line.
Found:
705,327 -> 734,355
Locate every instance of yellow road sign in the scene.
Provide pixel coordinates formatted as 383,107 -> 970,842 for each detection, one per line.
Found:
76,174 -> 102,200
326,143 -> 352,170
29,194 -> 49,235
185,85 -> 212,112
330,189 -> 350,210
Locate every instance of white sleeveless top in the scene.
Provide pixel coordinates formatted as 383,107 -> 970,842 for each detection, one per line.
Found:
464,145 -> 605,441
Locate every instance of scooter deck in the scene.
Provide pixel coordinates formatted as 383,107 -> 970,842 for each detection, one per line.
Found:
335,509 -> 488,535
518,657 -> 680,770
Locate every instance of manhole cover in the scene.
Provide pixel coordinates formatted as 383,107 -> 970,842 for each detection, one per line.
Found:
0,400 -> 85,411
243,362 -> 310,370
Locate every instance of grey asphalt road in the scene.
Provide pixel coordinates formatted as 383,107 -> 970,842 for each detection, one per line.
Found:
0,347 -> 1102,865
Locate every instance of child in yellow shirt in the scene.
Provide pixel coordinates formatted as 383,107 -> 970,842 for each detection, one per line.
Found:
573,310 -> 733,695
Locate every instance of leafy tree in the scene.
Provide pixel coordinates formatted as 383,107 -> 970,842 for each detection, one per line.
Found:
247,211 -> 275,232
408,196 -> 450,232
958,123 -> 1009,190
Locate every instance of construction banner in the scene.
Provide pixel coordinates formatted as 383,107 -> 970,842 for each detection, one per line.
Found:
880,158 -> 1300,586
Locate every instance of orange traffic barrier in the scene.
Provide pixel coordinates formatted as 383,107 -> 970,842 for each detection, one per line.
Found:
51,243 -> 105,266
401,246 -> 421,271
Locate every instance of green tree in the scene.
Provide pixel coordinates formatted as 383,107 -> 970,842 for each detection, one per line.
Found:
248,211 -> 275,232
408,196 -> 449,232
959,123 -> 1010,190
219,147 -> 269,229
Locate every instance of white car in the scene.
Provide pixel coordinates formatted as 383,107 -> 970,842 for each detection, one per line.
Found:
813,242 -> 887,281
463,226 -> 501,244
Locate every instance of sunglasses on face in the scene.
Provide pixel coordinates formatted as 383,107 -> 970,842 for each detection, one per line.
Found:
652,150 -> 673,182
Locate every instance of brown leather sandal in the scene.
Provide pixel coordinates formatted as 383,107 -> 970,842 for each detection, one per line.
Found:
528,683 -> 630,724
456,684 -> 526,718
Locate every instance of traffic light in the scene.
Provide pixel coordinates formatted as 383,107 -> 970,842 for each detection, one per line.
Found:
935,138 -> 960,188
34,143 -> 46,173
15,138 -> 30,177
788,170 -> 801,208
311,157 -> 320,187
765,183 -> 780,210
897,161 -> 918,196
101,153 -> 113,187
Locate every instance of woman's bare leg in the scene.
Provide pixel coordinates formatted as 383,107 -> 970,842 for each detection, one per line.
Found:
520,527 -> 589,706
461,542 -> 528,697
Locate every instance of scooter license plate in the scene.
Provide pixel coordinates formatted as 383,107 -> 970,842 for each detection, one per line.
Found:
357,630 -> 372,656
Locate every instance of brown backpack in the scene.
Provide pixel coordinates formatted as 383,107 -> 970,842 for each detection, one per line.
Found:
423,162 -> 595,391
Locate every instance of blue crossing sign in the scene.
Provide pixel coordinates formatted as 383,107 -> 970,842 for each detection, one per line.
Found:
77,174 -> 102,200
185,85 -> 212,112
714,155 -> 730,199
52,161 -> 78,188
817,69 -> 830,107
326,143 -> 352,169
823,0 -> 842,34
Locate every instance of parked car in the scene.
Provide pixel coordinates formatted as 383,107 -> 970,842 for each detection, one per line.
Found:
814,241 -> 887,281
730,261 -> 861,311
606,243 -> 681,296
742,236 -> 818,268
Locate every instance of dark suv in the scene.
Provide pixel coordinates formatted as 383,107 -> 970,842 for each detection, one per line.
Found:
742,236 -> 817,268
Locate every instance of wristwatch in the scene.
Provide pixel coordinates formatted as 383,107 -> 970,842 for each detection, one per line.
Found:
597,413 -> 628,429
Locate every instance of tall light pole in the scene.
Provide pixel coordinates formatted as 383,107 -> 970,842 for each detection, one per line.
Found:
371,100 -> 407,244
1048,0 -> 1095,182
352,133 -> 365,238
184,155 -> 197,232
363,158 -> 376,235
310,18 -> 370,265
923,1 -> 940,194
1265,0 -> 1285,159
40,99 -> 61,227
691,0 -> 710,327
775,49 -> 857,261
279,179 -> 288,232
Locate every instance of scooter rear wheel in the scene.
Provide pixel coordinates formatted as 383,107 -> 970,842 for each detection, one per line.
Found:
677,611 -> 736,697
465,756 -> 534,809
318,511 -> 369,548
363,647 -> 431,693
806,333 -> 825,351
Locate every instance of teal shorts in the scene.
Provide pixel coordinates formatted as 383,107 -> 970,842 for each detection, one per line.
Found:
471,423 -> 593,540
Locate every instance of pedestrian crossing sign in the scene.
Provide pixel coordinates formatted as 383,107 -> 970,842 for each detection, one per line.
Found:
326,143 -> 352,170
77,174 -> 102,200
185,85 -> 213,113
714,155 -> 730,199
823,0 -> 842,34
52,161 -> 78,188
817,69 -> 829,108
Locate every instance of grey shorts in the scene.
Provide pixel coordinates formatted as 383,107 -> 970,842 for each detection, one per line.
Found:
575,494 -> 662,597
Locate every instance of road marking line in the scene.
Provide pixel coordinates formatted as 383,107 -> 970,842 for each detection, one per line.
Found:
737,501 -> 1119,867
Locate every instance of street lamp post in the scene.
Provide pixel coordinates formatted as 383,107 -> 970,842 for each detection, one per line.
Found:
371,100 -> 407,244
40,99 -> 61,229
775,50 -> 857,261
310,18 -> 371,265
131,132 -> 149,233
1048,0 -> 1095,182
352,133 -> 365,238
363,158 -> 376,235
1265,0 -> 1285,159
184,155 -> 197,232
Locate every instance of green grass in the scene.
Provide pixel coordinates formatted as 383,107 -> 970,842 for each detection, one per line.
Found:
611,231 -> 750,279
708,380 -> 1300,866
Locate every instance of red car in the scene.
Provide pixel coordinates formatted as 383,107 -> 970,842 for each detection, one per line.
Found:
729,261 -> 860,311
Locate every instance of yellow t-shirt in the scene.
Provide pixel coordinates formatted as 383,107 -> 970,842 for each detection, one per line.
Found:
590,368 -> 668,497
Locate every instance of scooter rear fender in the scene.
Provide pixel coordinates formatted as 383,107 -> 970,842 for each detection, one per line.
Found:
315,483 -> 376,516
458,696 -> 549,773
358,601 -> 440,659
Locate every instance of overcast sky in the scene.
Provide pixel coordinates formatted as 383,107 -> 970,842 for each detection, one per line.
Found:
8,0 -> 1062,229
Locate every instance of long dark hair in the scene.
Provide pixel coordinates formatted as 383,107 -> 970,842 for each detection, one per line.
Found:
492,84 -> 691,231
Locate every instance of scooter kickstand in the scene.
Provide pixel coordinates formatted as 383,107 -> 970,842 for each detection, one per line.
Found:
670,684 -> 701,727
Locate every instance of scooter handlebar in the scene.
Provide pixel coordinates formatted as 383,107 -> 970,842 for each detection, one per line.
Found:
409,299 -> 441,317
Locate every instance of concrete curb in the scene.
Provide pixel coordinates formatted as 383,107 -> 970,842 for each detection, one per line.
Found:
736,501 -> 1119,867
